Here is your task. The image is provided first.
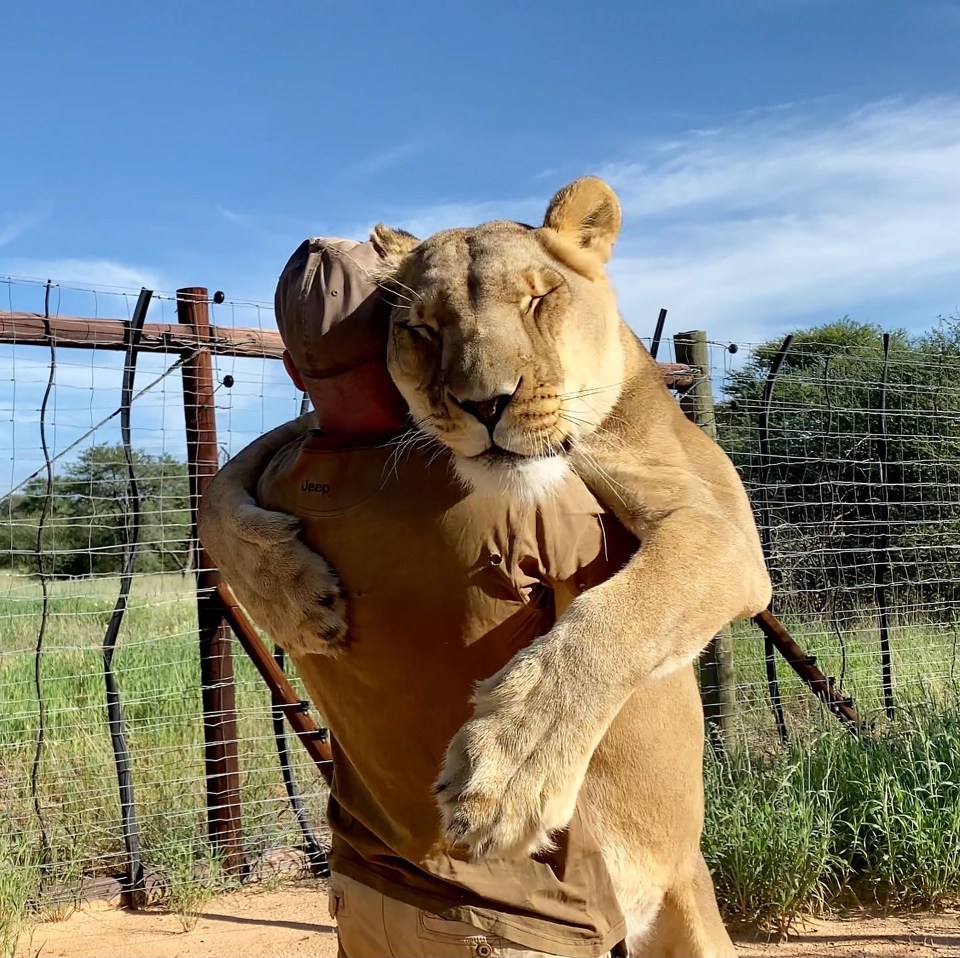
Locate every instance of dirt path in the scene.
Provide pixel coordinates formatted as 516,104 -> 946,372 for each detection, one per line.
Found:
735,912 -> 960,957
15,887 -> 960,958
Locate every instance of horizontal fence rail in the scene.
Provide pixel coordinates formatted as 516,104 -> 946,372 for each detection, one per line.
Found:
0,309 -> 699,387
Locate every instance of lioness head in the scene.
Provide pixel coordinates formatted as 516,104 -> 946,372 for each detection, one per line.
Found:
372,177 -> 626,500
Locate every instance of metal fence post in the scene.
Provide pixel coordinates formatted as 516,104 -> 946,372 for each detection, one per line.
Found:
673,330 -> 737,748
177,286 -> 244,874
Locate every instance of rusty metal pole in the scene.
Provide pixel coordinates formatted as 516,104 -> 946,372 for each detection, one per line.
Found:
216,584 -> 334,782
177,287 -> 244,874
674,331 -> 737,751
753,609 -> 861,728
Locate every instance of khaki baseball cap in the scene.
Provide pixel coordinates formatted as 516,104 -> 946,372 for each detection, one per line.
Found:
274,236 -> 387,380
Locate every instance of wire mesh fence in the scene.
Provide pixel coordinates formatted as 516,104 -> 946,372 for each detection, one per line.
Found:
1,274 -> 959,939
703,326 -> 960,744
0,277 -> 326,937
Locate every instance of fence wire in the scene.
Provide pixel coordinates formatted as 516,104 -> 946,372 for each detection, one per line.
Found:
1,275 -> 959,938
1,278 -> 323,934
696,331 -> 960,742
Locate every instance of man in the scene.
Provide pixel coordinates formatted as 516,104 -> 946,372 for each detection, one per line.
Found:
201,237 -> 636,957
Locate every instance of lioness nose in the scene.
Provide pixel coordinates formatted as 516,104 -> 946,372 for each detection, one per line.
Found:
450,392 -> 513,431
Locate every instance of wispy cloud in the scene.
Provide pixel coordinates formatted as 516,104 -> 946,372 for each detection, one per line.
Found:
12,97 -> 948,354
598,97 -> 960,343
0,257 -> 169,293
346,197 -> 546,244
344,138 -> 438,180
0,203 -> 53,247
332,98 -> 960,346
216,205 -> 257,228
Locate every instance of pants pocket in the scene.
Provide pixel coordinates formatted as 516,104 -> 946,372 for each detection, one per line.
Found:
416,910 -> 501,956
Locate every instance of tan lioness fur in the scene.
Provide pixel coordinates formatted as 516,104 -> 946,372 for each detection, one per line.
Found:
199,177 -> 771,957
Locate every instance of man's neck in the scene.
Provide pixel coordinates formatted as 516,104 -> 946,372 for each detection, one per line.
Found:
313,409 -> 407,436
301,361 -> 409,437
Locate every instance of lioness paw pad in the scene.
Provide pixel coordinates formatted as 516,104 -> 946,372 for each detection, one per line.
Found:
246,545 -> 349,655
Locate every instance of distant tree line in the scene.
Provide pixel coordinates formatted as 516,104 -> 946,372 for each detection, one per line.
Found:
718,316 -> 960,616
0,444 -> 191,577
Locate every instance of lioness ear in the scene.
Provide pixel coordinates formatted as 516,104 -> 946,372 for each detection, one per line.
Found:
370,223 -> 421,271
543,176 -> 622,263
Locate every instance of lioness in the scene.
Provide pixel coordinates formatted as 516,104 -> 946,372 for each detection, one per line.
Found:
200,177 -> 770,956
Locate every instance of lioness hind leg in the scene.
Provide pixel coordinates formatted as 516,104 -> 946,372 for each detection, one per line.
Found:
633,855 -> 735,958
689,853 -> 737,958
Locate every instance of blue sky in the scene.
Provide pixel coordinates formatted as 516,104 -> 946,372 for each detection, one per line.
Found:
3,0 -> 960,487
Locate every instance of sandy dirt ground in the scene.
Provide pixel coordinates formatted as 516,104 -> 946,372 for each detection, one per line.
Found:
14,887 -> 960,958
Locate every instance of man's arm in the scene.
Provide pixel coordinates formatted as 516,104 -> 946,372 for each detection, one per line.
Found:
199,413 -> 348,654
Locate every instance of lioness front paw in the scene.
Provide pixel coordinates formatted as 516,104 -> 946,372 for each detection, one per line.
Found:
203,504 -> 348,655
434,647 -> 593,858
245,538 -> 348,655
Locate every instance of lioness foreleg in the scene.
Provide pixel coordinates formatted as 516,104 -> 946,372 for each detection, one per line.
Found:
435,506 -> 770,857
199,414 -> 349,654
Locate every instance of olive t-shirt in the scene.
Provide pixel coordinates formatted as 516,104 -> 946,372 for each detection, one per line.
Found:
258,429 -> 634,957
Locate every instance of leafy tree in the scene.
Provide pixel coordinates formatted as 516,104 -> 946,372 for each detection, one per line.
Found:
0,444 -> 191,577
717,317 -> 960,615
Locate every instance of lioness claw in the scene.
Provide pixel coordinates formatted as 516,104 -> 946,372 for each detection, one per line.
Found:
202,497 -> 348,655
246,538 -> 349,654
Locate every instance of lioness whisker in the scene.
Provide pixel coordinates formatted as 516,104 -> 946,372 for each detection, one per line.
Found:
328,245 -> 424,305
425,442 -> 449,470
382,296 -> 414,312
379,275 -> 424,307
562,409 -> 631,432
380,422 -> 444,481
558,382 -> 626,401
568,440 -> 629,506
411,413 -> 443,433
383,427 -> 420,448
565,418 -> 632,452
559,412 -> 596,427
382,432 -> 421,481
562,389 -> 632,431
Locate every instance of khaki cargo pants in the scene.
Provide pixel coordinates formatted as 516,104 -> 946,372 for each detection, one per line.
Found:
329,872 -> 620,958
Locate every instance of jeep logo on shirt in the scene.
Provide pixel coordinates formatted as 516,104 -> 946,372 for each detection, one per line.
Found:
301,481 -> 331,495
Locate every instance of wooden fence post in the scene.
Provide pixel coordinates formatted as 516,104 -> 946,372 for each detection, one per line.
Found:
673,330 -> 737,748
177,287 -> 244,874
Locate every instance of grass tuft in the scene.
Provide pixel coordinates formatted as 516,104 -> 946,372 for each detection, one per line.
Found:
704,703 -> 960,931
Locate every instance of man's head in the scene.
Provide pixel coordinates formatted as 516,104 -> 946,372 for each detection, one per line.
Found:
274,237 -> 408,433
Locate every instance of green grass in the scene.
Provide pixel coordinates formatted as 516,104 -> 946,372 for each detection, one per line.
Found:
0,843 -> 40,957
0,572 -> 326,950
1,572 -> 959,947
704,615 -> 960,930
704,703 -> 960,931
727,612 -> 960,736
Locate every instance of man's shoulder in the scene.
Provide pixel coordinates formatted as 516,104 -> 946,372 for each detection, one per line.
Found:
256,433 -> 312,511
257,430 -> 460,518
